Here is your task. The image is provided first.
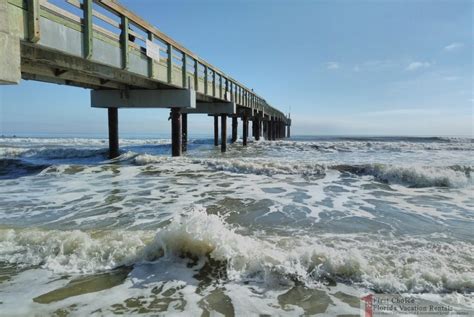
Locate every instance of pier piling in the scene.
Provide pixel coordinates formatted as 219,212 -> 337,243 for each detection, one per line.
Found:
213,115 -> 219,146
243,116 -> 248,146
182,113 -> 188,152
231,117 -> 238,143
171,108 -> 182,157
221,114 -> 227,152
108,108 -> 119,159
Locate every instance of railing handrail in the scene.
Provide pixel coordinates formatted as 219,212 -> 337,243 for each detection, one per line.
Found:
96,0 -> 285,118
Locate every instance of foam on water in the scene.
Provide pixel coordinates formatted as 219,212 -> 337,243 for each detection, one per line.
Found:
1,206 -> 472,294
0,136 -> 473,315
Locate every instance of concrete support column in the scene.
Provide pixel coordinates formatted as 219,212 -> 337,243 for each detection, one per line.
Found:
171,108 -> 182,157
252,120 -> 256,139
287,125 -> 291,138
255,118 -> 260,141
108,108 -> 119,159
213,115 -> 219,146
221,114 -> 227,153
231,117 -> 238,143
267,120 -> 272,141
272,120 -> 276,140
262,121 -> 267,140
182,113 -> 188,152
242,116 -> 248,146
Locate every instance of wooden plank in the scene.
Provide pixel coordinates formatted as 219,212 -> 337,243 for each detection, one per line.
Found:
120,15 -> 129,69
83,0 -> 92,58
27,0 -> 40,42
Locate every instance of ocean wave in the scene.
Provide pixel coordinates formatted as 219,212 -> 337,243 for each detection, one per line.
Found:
255,139 -> 473,152
335,164 -> 473,188
1,206 -> 472,293
0,147 -> 108,160
193,158 -> 326,176
0,159 -> 49,179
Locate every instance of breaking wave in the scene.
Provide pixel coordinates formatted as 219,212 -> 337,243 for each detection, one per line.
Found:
1,206 -> 473,293
334,164 -> 473,188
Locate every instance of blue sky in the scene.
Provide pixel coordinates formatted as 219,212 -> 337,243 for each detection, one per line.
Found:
0,0 -> 472,137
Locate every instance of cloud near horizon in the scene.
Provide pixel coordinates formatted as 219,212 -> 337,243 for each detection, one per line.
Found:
444,42 -> 464,52
405,61 -> 431,71
326,62 -> 340,70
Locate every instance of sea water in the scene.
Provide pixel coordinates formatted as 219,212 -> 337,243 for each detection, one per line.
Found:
0,135 -> 472,316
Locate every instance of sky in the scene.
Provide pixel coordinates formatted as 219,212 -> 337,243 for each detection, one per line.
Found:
0,0 -> 472,137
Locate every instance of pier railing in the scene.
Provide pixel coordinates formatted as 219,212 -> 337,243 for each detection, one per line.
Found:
13,0 -> 286,119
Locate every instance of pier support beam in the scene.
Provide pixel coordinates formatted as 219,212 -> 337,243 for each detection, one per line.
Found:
221,114 -> 227,152
231,117 -> 238,143
108,108 -> 119,159
182,113 -> 188,152
242,116 -> 248,146
287,125 -> 291,138
213,115 -> 219,146
171,108 -> 182,157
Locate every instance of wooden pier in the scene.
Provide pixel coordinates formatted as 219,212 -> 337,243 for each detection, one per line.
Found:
0,0 -> 291,157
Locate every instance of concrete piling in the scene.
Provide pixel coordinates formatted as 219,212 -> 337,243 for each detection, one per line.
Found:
221,114 -> 227,152
171,108 -> 182,157
108,108 -> 119,159
243,116 -> 248,146
182,113 -> 188,152
231,117 -> 238,143
213,115 -> 219,146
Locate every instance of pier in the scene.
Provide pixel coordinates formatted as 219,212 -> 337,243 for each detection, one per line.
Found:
0,0 -> 291,157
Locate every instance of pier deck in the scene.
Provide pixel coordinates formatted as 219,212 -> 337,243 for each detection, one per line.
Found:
1,0 -> 291,156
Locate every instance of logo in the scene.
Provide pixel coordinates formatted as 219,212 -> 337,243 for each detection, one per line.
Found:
360,294 -> 373,317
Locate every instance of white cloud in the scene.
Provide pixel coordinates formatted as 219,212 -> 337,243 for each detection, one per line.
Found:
442,76 -> 460,81
405,61 -> 431,71
326,62 -> 340,70
364,108 -> 441,117
444,42 -> 464,52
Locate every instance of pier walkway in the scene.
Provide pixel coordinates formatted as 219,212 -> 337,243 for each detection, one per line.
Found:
1,0 -> 291,157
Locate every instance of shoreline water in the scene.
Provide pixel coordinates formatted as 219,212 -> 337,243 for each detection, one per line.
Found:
0,135 -> 472,315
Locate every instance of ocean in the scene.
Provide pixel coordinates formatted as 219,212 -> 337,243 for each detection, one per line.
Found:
0,135 -> 472,316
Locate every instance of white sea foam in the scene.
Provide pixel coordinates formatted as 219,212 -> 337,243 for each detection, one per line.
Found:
1,206 -> 472,294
